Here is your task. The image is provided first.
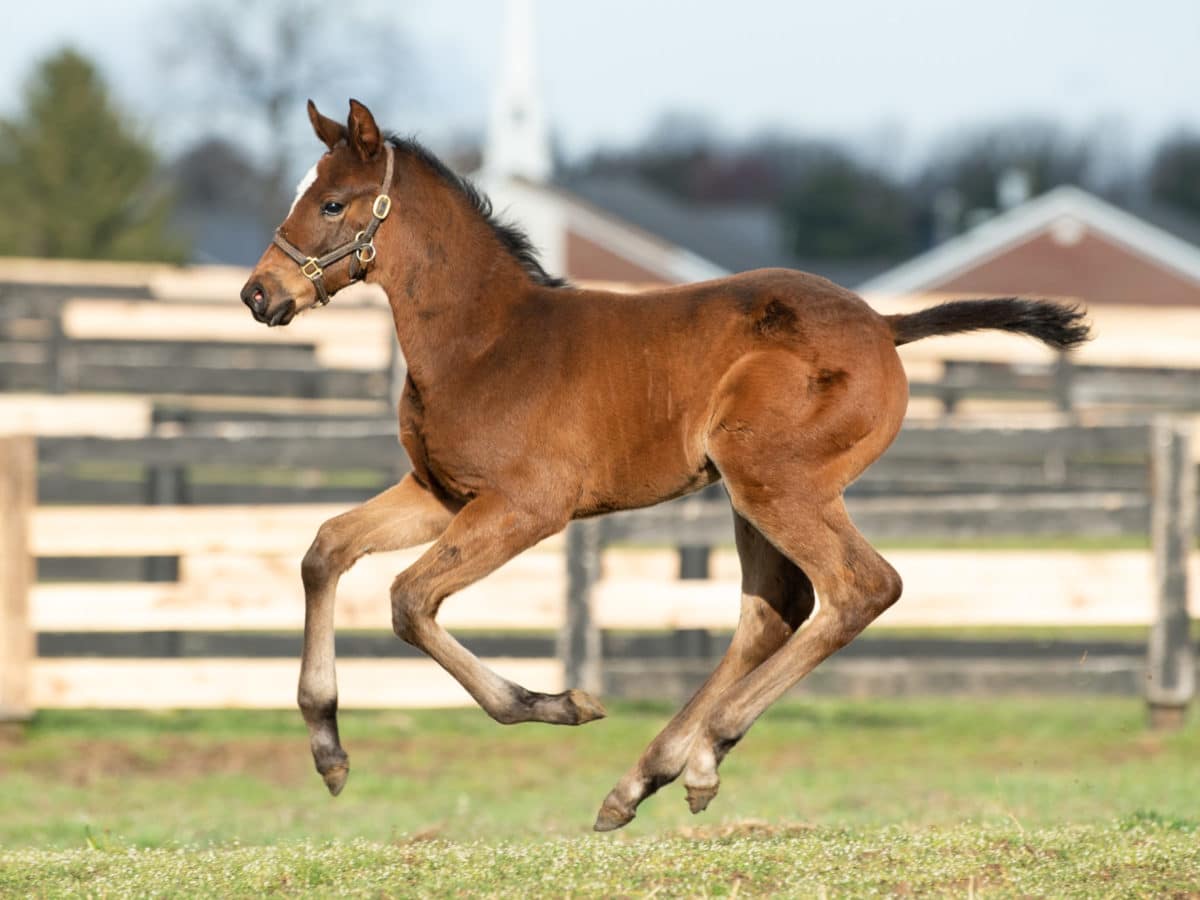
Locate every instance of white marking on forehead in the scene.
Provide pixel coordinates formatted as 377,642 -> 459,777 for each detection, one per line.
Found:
288,161 -> 320,215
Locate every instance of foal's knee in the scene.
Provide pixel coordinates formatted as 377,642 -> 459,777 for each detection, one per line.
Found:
840,558 -> 902,639
389,573 -> 425,644
871,559 -> 903,615
301,520 -> 355,590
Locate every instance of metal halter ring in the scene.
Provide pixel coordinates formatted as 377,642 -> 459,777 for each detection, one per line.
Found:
354,232 -> 376,265
300,258 -> 323,280
372,195 -> 392,219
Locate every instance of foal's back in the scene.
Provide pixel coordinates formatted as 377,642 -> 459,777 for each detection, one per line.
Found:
497,267 -> 904,515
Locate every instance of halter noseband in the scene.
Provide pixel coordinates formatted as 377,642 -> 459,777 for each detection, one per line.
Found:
272,145 -> 395,307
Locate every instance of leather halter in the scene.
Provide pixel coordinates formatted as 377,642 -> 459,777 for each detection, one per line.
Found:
272,145 -> 395,307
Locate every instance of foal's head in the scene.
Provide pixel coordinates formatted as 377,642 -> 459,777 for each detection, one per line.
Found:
243,98 -> 567,327
241,99 -> 396,326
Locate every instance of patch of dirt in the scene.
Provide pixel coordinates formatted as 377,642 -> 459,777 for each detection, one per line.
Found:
9,732 -> 562,788
1100,733 -> 1165,764
14,736 -> 313,787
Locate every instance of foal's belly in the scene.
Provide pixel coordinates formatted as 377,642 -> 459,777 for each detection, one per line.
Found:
576,418 -> 720,516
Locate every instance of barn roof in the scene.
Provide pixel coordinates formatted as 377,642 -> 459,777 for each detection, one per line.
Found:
859,186 -> 1200,296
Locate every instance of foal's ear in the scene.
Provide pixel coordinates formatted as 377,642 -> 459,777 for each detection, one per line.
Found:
308,100 -> 346,150
347,99 -> 382,161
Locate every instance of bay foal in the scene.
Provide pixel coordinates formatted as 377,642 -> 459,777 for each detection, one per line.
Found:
241,100 -> 1090,830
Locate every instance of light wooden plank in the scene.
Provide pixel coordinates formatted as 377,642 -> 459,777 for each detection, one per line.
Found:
31,658 -> 561,709
32,505 -> 347,556
876,550 -> 1182,627
598,551 -> 1200,629
0,256 -> 175,287
61,299 -> 394,370
0,395 -> 151,437
32,550 -> 1198,632
32,546 -> 568,631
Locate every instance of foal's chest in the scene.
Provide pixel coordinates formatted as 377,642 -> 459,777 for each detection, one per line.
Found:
398,376 -> 481,503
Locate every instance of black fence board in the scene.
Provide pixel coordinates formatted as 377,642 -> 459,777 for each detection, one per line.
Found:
39,431 -> 407,469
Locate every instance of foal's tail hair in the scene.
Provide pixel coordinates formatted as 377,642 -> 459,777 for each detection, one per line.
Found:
886,298 -> 1092,350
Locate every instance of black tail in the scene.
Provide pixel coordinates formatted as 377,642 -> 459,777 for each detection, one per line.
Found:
887,298 -> 1091,350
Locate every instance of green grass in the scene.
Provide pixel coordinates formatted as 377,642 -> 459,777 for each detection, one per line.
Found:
4,822 -> 1198,898
2,699 -> 1198,896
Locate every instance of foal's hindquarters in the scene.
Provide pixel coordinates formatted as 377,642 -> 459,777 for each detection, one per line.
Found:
593,299 -> 909,829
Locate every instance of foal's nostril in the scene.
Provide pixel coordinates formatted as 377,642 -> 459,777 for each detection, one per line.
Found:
241,281 -> 267,316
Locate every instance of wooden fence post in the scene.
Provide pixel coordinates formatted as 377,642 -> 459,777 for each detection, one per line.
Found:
1147,417 -> 1195,728
677,483 -> 725,579
0,436 -> 35,723
143,465 -> 186,582
562,518 -> 603,696
1052,352 -> 1075,413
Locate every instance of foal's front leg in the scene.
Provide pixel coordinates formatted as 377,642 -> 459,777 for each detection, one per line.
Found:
300,474 -> 458,796
392,491 -> 608,727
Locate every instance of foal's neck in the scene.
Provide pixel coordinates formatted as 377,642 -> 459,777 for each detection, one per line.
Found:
371,199 -> 534,390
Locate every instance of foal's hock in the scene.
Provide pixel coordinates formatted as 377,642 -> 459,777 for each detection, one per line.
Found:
240,99 -> 1091,831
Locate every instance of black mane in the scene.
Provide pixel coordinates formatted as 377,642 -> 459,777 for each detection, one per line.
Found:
387,135 -> 568,289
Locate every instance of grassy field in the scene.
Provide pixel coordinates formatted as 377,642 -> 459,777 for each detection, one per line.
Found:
1,699 -> 1198,896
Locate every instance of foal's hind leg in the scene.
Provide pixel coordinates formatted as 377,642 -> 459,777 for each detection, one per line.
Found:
299,474 -> 459,795
593,511 -> 814,831
681,497 -> 902,814
676,343 -> 907,814
391,491 -> 607,728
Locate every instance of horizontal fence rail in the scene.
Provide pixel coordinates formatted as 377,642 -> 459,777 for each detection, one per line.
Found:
911,357 -> 1200,413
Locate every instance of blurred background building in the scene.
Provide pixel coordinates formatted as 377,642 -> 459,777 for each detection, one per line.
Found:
5,0 -> 1200,305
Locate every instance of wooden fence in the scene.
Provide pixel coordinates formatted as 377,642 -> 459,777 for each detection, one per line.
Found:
0,281 -> 399,416
11,275 -> 1200,425
0,420 -> 1195,722
912,357 -> 1200,414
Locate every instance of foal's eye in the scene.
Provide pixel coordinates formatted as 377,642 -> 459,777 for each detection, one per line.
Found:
321,201 -> 345,216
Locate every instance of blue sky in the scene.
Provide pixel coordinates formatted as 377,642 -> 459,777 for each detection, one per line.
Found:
5,0 -> 1198,171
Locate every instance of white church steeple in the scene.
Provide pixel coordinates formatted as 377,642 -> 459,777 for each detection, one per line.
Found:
483,0 -> 553,183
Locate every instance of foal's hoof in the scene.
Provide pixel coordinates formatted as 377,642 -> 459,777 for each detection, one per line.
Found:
593,797 -> 636,832
321,763 -> 349,796
565,689 -> 607,725
685,781 -> 719,815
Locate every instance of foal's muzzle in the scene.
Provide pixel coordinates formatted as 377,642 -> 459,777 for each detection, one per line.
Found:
241,281 -> 297,327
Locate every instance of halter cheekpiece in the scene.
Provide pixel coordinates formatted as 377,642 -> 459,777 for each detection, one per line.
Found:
272,145 -> 395,306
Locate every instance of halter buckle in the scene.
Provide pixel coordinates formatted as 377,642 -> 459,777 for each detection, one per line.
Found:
354,231 -> 377,265
372,195 -> 392,219
300,258 -> 323,280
